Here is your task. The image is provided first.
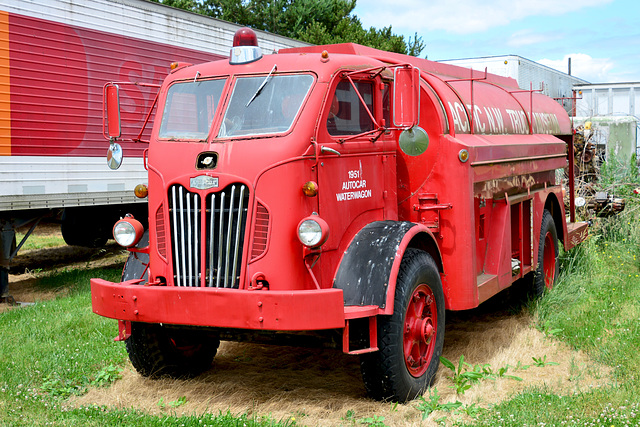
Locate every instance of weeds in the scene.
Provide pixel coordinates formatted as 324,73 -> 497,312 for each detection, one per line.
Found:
91,364 -> 123,387
157,396 -> 188,409
415,388 -> 462,419
357,414 -> 387,426
41,376 -> 87,399
531,355 -> 559,367
439,356 -> 522,395
440,355 -> 484,394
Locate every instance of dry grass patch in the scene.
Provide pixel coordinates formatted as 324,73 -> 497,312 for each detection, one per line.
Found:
74,310 -> 611,426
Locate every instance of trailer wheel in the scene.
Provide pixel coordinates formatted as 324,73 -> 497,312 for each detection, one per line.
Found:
534,209 -> 559,296
360,248 -> 445,402
126,323 -> 219,378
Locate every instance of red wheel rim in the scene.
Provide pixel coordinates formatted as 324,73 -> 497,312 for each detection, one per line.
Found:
170,338 -> 201,357
403,284 -> 437,377
543,231 -> 556,289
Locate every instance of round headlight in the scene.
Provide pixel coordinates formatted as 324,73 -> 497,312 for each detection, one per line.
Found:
113,216 -> 144,248
297,216 -> 329,248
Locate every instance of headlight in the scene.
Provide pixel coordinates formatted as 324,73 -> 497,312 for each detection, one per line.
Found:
113,215 -> 144,248
297,216 -> 329,248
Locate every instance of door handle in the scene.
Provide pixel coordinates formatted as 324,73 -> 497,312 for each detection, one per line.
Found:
320,146 -> 341,156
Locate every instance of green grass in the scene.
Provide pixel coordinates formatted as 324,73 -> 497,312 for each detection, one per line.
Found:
0,267 -> 298,426
16,231 -> 66,250
456,208 -> 640,426
3,201 -> 640,426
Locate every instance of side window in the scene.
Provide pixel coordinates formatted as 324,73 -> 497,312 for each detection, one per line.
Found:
382,83 -> 391,128
327,80 -> 374,136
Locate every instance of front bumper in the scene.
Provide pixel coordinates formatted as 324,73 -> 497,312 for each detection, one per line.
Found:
91,278 -> 346,331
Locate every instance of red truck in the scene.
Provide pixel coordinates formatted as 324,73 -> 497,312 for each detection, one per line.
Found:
91,28 -> 588,402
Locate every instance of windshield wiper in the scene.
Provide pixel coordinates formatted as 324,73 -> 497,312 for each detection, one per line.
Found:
245,64 -> 277,107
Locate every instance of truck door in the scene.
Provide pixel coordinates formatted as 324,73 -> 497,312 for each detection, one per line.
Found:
315,75 -> 395,251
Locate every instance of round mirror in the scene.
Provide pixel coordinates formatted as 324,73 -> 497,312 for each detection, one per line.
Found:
107,142 -> 123,170
399,126 -> 429,156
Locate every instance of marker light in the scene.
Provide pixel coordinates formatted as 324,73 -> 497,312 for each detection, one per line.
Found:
113,215 -> 144,248
134,184 -> 148,198
169,62 -> 192,72
297,216 -> 329,248
230,27 -> 262,65
302,181 -> 318,197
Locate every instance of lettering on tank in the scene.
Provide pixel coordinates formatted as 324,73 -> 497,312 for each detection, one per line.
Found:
447,101 -> 559,135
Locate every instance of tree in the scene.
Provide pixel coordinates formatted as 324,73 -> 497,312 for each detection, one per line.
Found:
150,0 -> 425,57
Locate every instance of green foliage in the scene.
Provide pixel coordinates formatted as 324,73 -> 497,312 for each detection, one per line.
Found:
531,355 -> 559,367
342,409 -> 356,422
415,388 -> 462,420
599,152 -> 639,198
440,355 -> 482,394
157,396 -> 188,409
151,0 -> 425,56
91,365 -> 123,387
41,375 -> 88,398
357,414 -> 387,426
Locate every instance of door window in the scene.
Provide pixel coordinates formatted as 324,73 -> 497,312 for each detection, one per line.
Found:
327,80 -> 374,136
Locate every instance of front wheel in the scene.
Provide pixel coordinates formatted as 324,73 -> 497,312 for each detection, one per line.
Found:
360,249 -> 445,402
126,323 -> 220,378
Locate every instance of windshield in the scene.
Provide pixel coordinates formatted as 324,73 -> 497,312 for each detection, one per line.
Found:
159,79 -> 226,140
218,74 -> 314,138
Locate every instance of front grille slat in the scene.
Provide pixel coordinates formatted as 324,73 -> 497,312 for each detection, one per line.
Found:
231,185 -> 246,288
169,183 -> 249,289
224,185 -> 236,288
179,186 -> 187,286
207,194 -> 216,287
171,186 -> 181,285
186,194 -> 193,287
216,191 -> 226,287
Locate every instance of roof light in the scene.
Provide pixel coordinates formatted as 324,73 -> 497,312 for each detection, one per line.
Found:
230,27 -> 262,65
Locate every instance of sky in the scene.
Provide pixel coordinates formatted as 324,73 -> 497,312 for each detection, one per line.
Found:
352,0 -> 640,83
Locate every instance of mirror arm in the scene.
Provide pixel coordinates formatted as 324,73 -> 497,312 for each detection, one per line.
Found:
135,90 -> 160,143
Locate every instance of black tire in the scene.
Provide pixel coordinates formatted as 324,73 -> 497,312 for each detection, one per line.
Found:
533,209 -> 559,296
126,322 -> 220,378
360,248 -> 445,402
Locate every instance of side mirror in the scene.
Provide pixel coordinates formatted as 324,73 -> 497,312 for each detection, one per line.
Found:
104,83 -> 123,170
107,142 -> 123,170
104,83 -> 121,139
393,66 -> 420,128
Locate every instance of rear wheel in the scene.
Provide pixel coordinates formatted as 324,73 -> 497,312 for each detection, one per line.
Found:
360,249 -> 445,402
126,322 -> 219,378
534,209 -> 559,296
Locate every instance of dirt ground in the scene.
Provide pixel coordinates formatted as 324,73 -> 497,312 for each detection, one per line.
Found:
3,224 -> 611,426
2,222 -> 128,312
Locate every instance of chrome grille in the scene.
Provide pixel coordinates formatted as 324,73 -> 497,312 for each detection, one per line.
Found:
168,183 -> 249,288
169,185 -> 201,287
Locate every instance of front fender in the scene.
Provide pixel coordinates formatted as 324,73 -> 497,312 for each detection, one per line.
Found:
332,221 -> 440,313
